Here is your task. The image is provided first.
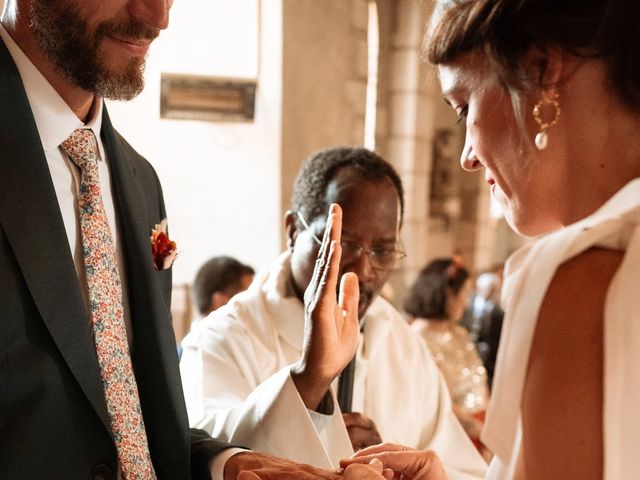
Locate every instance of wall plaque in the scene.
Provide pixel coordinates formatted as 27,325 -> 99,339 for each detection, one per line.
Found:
160,73 -> 256,122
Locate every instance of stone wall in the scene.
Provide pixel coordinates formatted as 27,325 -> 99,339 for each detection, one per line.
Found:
280,0 -> 372,222
376,1 -> 524,308
2,0 -> 525,331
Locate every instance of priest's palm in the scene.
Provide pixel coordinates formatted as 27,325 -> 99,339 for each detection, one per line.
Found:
292,204 -> 360,410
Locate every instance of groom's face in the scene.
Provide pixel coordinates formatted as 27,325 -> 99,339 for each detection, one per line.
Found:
30,0 -> 172,100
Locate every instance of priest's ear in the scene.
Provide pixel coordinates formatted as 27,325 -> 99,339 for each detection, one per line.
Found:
284,210 -> 298,251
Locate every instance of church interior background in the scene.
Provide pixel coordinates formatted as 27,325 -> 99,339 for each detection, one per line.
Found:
1,0 -> 527,341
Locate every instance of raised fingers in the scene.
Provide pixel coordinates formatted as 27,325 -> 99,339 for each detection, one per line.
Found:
338,270 -> 359,338
304,204 -> 342,315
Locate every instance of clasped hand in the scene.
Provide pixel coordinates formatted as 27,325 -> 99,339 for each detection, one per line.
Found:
341,444 -> 448,480
225,445 -> 448,480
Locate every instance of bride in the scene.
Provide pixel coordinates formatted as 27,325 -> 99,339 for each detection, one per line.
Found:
339,0 -> 640,479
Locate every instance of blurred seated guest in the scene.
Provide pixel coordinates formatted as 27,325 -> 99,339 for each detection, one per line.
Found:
180,147 -> 486,478
176,256 -> 254,359
193,255 -> 255,317
468,270 -> 504,388
405,257 -> 490,458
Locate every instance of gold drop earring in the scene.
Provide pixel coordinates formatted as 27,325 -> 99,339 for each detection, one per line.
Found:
533,92 -> 561,150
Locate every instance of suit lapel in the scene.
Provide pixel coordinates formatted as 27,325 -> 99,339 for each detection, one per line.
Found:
0,38 -> 111,430
101,110 -> 190,470
99,110 -> 169,337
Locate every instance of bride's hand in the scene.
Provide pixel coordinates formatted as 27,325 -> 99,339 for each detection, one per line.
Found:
340,444 -> 448,480
343,458 -> 394,480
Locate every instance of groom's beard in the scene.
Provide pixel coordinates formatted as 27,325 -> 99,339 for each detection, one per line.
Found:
31,0 -> 159,100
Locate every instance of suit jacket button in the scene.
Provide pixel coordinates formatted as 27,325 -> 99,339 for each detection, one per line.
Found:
91,464 -> 113,480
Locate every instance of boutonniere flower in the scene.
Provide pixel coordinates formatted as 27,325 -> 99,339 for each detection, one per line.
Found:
150,219 -> 178,270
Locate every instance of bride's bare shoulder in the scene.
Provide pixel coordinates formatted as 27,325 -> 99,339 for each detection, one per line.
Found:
541,247 -> 624,320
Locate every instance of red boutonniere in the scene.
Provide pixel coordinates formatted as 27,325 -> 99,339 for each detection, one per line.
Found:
150,220 -> 178,270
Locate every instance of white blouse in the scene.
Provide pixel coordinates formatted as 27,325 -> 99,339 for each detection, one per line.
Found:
483,179 -> 640,480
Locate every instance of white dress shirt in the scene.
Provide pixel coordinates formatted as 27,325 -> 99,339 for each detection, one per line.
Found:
0,24 -> 133,342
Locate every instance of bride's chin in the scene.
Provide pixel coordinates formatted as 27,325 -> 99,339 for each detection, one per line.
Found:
506,211 -> 562,238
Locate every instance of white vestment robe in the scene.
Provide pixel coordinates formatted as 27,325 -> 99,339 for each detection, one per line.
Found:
181,252 -> 487,479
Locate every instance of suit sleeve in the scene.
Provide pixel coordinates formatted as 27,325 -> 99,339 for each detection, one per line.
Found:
189,428 -> 245,480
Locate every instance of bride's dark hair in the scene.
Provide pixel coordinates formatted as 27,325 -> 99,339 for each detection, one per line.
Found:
425,0 -> 640,113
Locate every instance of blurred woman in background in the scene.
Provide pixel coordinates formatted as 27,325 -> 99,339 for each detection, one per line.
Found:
405,257 -> 490,460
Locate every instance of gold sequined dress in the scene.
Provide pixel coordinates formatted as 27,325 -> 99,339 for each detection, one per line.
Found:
412,319 -> 490,443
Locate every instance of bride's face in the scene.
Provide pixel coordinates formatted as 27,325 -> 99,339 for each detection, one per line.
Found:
438,51 -> 565,237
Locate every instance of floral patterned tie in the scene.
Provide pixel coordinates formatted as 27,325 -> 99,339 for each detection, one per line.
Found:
60,129 -> 157,480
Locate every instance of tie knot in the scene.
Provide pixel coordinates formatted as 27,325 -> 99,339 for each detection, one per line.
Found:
60,128 -> 99,170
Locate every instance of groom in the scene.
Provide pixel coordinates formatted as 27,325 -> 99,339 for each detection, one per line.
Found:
0,0 -> 379,478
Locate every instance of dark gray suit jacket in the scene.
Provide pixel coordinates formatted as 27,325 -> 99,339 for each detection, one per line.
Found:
0,37 -> 232,479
